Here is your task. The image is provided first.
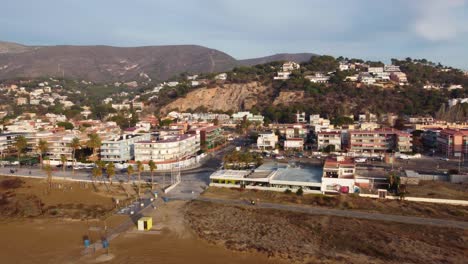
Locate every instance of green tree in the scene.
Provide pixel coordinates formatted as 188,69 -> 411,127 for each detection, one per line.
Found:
43,164 -> 53,191
56,121 -> 74,130
69,137 -> 81,174
60,154 -> 67,172
126,165 -> 134,183
14,135 -> 28,166
92,161 -> 103,182
37,139 -> 49,169
296,187 -> 304,196
107,162 -> 115,185
148,160 -> 157,190
136,161 -> 144,196
86,133 -> 101,161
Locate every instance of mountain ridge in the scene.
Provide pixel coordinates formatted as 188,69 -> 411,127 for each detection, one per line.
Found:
0,41 -> 316,83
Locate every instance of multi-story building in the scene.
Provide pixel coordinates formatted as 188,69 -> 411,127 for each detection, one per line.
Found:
367,67 -> 384,74
134,134 -> 200,162
384,65 -> 401,72
436,129 -> 468,158
422,130 -> 440,150
0,133 -> 23,157
390,72 -> 408,83
232,111 -> 264,124
347,129 -> 412,153
408,116 -> 434,124
101,134 -> 151,162
295,112 -> 306,123
321,156 -> 356,194
257,131 -> 278,150
310,115 -> 331,132
284,138 -> 304,150
322,156 -> 356,179
200,126 -> 225,150
269,124 -> 308,139
305,73 -> 330,83
317,131 -> 342,151
16,97 -> 28,105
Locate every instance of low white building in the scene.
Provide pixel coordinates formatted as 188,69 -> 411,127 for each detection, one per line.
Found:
232,111 -> 264,124
257,131 -> 278,150
215,73 -> 227,81
284,138 -> 304,150
305,73 -> 330,83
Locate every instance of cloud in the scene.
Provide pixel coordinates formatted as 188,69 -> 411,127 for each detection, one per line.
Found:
410,0 -> 468,41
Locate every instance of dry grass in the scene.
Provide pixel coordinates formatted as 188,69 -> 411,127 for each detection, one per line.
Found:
186,200 -> 468,264
0,176 -> 130,219
202,187 -> 468,221
405,181 -> 468,200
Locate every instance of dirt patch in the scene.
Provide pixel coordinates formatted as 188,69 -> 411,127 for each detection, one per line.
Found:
0,176 -> 129,219
405,181 -> 468,200
186,200 -> 468,264
202,187 -> 468,221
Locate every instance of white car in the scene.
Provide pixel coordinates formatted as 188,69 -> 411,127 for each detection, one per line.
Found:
398,154 -> 410,160
275,155 -> 285,160
354,158 -> 367,163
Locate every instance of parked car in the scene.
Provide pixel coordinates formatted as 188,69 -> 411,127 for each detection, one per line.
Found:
275,155 -> 285,160
438,157 -> 449,161
354,157 -> 367,163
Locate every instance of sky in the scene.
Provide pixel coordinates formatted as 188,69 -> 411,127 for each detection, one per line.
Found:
1,0 -> 468,69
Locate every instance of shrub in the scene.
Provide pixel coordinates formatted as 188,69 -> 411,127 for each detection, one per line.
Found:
284,189 -> 292,194
296,187 -> 304,196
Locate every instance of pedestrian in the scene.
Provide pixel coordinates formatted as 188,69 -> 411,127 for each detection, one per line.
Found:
29,170 -> 31,175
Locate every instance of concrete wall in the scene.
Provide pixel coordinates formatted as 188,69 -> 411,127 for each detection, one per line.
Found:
450,174 -> 468,183
359,193 -> 468,206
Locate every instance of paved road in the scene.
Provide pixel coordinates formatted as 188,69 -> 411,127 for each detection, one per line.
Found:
196,197 -> 468,230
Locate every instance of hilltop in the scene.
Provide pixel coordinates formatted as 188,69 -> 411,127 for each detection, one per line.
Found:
0,41 -> 315,83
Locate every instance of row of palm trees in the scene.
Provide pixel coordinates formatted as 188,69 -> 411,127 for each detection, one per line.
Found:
12,133 -> 158,196
91,160 -> 157,195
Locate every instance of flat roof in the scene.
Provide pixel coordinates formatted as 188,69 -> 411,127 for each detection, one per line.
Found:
272,167 -> 322,183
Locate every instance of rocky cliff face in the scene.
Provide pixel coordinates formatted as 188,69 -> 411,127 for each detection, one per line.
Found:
162,82 -> 271,113
273,91 -> 305,106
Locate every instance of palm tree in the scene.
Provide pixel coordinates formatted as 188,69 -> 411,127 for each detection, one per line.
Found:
136,161 -> 144,196
126,165 -> 134,183
86,133 -> 101,161
60,154 -> 67,173
148,160 -> 157,190
107,162 -> 115,185
69,137 -> 80,174
43,164 -> 53,191
92,161 -> 103,183
14,135 -> 28,167
37,139 -> 48,169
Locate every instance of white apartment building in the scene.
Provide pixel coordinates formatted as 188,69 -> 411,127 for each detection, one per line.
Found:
134,134 -> 200,162
284,138 -> 304,150
232,111 -> 264,124
274,71 -> 292,80
111,104 -> 131,111
282,62 -> 300,72
295,112 -> 306,123
310,115 -> 331,132
317,131 -> 342,151
305,73 -> 330,83
384,65 -> 401,72
390,72 -> 408,84
101,133 -> 152,163
367,67 -> 384,73
215,73 -> 227,81
257,131 -> 278,150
